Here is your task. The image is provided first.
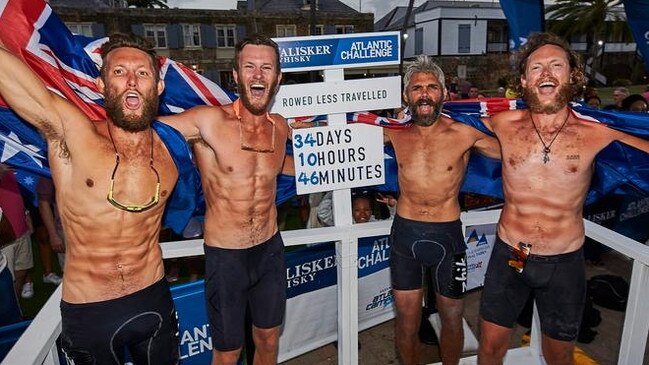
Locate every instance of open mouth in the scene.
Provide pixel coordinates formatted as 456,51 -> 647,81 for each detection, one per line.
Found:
417,99 -> 432,113
537,80 -> 558,95
250,83 -> 266,98
124,91 -> 142,110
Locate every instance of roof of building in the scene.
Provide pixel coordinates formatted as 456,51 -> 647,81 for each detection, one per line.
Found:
47,0 -> 111,8
244,0 -> 358,14
375,0 -> 502,31
374,7 -> 410,31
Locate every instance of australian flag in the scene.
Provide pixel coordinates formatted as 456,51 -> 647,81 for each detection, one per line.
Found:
0,0 -> 235,232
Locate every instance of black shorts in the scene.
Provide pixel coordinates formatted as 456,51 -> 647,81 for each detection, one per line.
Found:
60,278 -> 179,365
204,232 -> 286,351
389,215 -> 466,299
480,236 -> 586,342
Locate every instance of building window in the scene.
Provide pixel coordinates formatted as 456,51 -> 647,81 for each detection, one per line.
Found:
144,24 -> 167,48
301,0 -> 319,10
276,25 -> 297,38
458,24 -> 471,53
415,28 -> 423,55
66,23 -> 93,37
335,25 -> 354,34
182,24 -> 201,48
215,25 -> 236,48
315,25 -> 324,35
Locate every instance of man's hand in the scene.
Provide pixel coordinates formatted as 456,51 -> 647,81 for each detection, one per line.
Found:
376,193 -> 397,207
50,233 -> 65,253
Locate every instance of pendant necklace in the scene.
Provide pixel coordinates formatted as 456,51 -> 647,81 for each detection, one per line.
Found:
529,109 -> 570,164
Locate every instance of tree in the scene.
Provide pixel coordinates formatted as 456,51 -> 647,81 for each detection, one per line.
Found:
126,0 -> 168,8
546,0 -> 630,81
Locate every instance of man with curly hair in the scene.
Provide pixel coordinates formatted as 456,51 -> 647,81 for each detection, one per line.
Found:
478,32 -> 649,365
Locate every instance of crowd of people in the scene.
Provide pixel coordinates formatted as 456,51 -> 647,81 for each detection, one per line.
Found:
0,28 -> 648,365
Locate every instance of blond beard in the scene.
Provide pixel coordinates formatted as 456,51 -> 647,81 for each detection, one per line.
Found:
524,83 -> 573,114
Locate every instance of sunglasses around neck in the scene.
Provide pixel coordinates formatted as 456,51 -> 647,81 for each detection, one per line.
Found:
106,126 -> 161,213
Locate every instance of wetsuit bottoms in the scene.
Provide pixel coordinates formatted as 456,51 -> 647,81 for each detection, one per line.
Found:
480,236 -> 586,342
204,232 -> 286,351
390,215 -> 466,299
60,278 -> 179,365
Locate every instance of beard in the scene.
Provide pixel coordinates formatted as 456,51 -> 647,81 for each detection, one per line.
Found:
523,81 -> 573,114
409,97 -> 443,127
237,76 -> 279,116
104,86 -> 159,132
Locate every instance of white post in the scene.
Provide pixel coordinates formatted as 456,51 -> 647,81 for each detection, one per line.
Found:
617,260 -> 649,365
324,67 -> 359,365
528,302 -> 544,363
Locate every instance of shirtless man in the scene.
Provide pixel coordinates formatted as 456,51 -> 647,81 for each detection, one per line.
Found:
385,55 -> 499,365
0,34 -> 180,364
478,32 -> 649,365
159,34 -> 289,365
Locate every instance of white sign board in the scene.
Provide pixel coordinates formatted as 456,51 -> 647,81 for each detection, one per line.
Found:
292,124 -> 385,195
271,76 -> 401,118
274,31 -> 401,72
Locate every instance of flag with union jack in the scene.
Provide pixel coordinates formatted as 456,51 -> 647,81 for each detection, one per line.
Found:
0,0 -> 237,232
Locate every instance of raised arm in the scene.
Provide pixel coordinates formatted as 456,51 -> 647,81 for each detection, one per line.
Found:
158,105 -> 224,140
611,128 -> 649,154
0,45 -> 87,139
473,130 -> 501,159
467,116 -> 500,160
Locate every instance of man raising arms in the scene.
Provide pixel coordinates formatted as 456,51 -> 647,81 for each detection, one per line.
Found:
478,32 -> 649,365
160,34 -> 289,365
385,55 -> 499,365
0,34 -> 180,364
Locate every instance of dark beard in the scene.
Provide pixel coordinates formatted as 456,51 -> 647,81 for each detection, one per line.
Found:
105,87 -> 159,132
524,83 -> 573,114
237,77 -> 279,116
409,98 -> 442,127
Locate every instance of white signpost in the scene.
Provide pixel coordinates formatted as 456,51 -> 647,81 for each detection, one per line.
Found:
272,32 -> 401,365
292,124 -> 385,195
272,76 -> 401,118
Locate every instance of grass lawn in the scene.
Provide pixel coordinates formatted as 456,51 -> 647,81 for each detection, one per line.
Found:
597,84 -> 647,106
17,237 -> 62,319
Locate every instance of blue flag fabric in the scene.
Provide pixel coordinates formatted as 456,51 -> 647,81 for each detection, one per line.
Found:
623,0 -> 649,73
442,101 -> 649,205
152,122 -> 202,234
498,0 -> 544,50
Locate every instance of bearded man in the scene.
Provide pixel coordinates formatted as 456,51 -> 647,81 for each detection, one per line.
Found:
384,55 -> 500,365
0,33 -> 180,364
159,33 -> 290,365
477,32 -> 649,365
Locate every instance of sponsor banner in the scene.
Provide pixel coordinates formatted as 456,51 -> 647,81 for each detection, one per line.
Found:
273,32 -> 401,72
171,282 -> 240,365
292,124 -> 385,195
464,223 -> 497,290
279,235 -> 394,361
584,192 -> 649,243
271,76 -> 401,118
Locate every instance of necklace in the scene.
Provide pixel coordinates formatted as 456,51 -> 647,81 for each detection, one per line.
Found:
233,99 -> 276,153
106,124 -> 161,212
529,109 -> 571,164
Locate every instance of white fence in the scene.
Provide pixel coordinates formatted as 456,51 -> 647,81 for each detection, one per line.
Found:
3,209 -> 649,365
